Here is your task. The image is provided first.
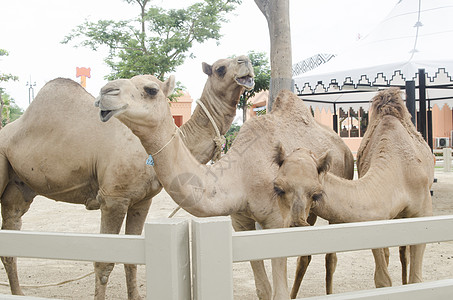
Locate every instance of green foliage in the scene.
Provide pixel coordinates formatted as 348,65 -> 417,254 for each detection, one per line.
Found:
0,49 -> 19,85
237,51 -> 271,121
223,123 -> 241,153
62,0 -> 241,80
1,92 -> 24,126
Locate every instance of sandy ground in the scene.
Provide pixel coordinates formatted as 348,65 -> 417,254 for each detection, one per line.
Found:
0,171 -> 452,299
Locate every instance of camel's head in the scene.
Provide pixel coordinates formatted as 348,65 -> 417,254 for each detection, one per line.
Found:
202,55 -> 255,105
273,144 -> 332,228
95,75 -> 175,126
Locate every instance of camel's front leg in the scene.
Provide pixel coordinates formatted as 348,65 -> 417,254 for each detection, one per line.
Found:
271,257 -> 289,300
399,246 -> 409,284
123,198 -> 152,300
409,243 -> 426,283
290,255 -> 311,299
95,195 -> 130,300
325,252 -> 337,294
231,215 -> 272,300
371,248 -> 392,288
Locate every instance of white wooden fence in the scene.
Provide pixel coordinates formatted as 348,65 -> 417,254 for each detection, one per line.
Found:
434,148 -> 452,171
1,215 -> 453,299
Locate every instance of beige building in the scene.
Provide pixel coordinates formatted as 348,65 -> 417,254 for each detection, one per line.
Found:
169,91 -> 193,127
247,90 -> 269,120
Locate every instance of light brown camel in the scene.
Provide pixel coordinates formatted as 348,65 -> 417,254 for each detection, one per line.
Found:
0,55 -> 254,299
96,76 -> 354,300
274,88 -> 434,298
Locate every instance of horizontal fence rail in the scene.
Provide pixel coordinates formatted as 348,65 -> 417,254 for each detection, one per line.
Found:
232,215 -> 453,262
0,230 -> 146,264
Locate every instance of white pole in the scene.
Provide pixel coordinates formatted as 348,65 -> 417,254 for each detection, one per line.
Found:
192,217 -> 233,300
145,218 -> 191,300
443,147 -> 451,172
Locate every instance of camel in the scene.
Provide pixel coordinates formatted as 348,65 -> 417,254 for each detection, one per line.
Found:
96,76 -> 354,300
274,88 -> 434,298
0,55 -> 254,299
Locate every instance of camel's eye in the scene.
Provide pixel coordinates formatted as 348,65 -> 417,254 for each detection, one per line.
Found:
215,66 -> 226,77
312,192 -> 323,202
274,186 -> 285,196
144,86 -> 158,97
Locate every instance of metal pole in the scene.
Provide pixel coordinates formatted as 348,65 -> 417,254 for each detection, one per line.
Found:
332,103 -> 338,133
427,106 -> 433,151
418,69 -> 427,141
405,80 -> 416,126
26,76 -> 36,104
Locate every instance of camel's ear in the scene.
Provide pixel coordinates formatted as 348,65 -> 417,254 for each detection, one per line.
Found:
162,75 -> 176,97
274,143 -> 286,167
316,151 -> 332,175
202,62 -> 212,76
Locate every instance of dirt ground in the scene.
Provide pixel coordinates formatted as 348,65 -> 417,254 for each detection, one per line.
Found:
0,171 -> 452,299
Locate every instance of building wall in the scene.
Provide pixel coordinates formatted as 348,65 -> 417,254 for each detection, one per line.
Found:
247,91 -> 269,120
169,92 -> 193,127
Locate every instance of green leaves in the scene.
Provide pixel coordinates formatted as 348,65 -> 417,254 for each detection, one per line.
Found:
0,49 -> 18,85
62,0 -> 241,80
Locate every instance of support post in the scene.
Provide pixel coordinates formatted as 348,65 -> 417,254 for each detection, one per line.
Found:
332,103 -> 338,133
192,217 -> 233,300
444,148 -> 452,172
145,219 -> 191,300
405,80 -> 416,126
427,106 -> 433,151
418,69 -> 427,141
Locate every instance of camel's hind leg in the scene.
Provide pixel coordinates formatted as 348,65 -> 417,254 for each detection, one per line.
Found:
231,215 -> 272,300
94,195 -> 130,300
123,198 -> 152,300
1,180 -> 35,295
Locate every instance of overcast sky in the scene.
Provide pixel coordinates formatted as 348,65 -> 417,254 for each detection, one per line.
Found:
1,0 -> 396,110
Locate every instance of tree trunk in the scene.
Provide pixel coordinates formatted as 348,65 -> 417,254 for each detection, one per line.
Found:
254,0 -> 293,112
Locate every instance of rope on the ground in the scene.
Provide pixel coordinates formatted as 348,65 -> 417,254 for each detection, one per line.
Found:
0,271 -> 94,288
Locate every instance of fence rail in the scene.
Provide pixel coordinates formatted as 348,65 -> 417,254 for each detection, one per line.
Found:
1,215 -> 453,299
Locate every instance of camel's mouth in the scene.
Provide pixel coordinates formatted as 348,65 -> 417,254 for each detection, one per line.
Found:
100,109 -> 116,122
235,75 -> 255,90
98,104 -> 128,122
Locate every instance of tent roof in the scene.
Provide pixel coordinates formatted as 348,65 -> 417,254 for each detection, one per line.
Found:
293,0 -> 453,110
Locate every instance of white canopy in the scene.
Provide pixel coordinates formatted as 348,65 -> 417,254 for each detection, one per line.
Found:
293,0 -> 453,111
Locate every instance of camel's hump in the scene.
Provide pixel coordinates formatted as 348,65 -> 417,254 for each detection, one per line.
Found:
270,89 -> 313,125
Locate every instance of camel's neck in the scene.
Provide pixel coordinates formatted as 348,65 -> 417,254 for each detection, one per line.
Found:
180,82 -> 240,163
135,119 -> 244,217
312,165 -> 401,223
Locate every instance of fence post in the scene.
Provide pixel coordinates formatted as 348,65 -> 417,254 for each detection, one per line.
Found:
443,148 -> 451,172
145,218 -> 190,300
192,217 -> 233,300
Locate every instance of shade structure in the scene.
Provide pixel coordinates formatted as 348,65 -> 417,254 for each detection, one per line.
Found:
293,0 -> 453,111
